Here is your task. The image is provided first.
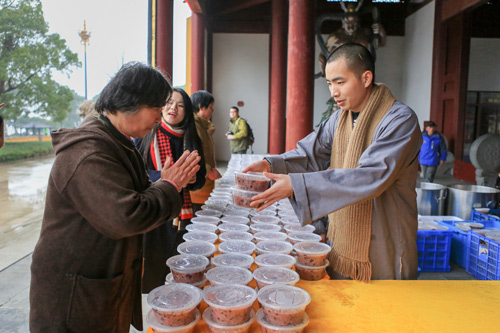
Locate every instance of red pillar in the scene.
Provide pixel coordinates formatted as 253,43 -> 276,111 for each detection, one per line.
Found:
156,0 -> 173,80
269,0 -> 288,154
285,0 -> 315,151
191,13 -> 205,93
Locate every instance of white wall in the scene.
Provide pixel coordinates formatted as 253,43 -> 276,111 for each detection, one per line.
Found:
468,38 -> 500,91
400,1 -> 435,128
211,34 -> 269,162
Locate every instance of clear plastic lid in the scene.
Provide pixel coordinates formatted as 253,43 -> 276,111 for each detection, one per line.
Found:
251,216 -> 280,225
165,273 -> 207,289
250,223 -> 282,234
255,308 -> 309,332
211,253 -> 254,269
288,232 -> 322,244
226,203 -> 251,212
218,240 -> 256,255
177,240 -> 217,257
284,224 -> 315,234
195,209 -> 223,218
203,284 -> 257,309
254,209 -> 277,217
256,240 -> 293,255
293,241 -> 331,256
206,266 -> 254,286
147,309 -> 201,332
232,188 -> 260,198
223,209 -> 250,218
294,259 -> 330,270
203,308 -> 255,330
257,285 -> 311,311
166,254 -> 209,273
254,254 -> 296,269
182,231 -> 218,244
234,171 -> 271,192
147,283 -> 203,312
253,267 -> 300,286
254,231 -> 288,242
186,223 -> 218,234
280,215 -> 300,224
191,216 -> 220,225
219,231 -> 254,242
218,223 -> 250,233
220,215 -> 250,224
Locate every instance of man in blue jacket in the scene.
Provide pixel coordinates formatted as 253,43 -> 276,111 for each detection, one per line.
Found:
419,121 -> 447,182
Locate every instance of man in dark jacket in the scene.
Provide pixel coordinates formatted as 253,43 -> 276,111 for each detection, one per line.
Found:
419,121 -> 447,182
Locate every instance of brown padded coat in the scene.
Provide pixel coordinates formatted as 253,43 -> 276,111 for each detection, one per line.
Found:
29,116 -> 182,332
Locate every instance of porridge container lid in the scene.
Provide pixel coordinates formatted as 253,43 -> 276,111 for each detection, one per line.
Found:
257,285 -> 311,311
220,215 -> 250,224
254,209 -> 277,217
191,216 -> 220,225
177,240 -> 217,257
186,223 -> 218,233
254,253 -> 296,268
251,216 -> 280,224
253,267 -> 300,286
294,259 -> 330,270
293,241 -> 331,256
218,240 -> 256,255
202,308 -> 255,330
146,309 -> 201,332
211,253 -> 254,269
218,223 -> 250,233
255,308 -> 309,331
206,266 -> 254,286
183,231 -> 218,244
195,209 -> 223,218
280,215 -> 300,224
234,171 -> 270,181
203,284 -> 257,309
288,232 -> 322,243
165,273 -> 207,288
219,231 -> 254,242
166,254 -> 209,273
250,223 -> 282,234
256,240 -> 293,255
231,188 -> 261,198
147,283 -> 202,312
223,209 -> 251,218
254,231 -> 288,242
284,224 -> 315,233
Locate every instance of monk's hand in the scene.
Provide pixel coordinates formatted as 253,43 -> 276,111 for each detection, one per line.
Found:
161,150 -> 201,189
250,173 -> 293,211
242,159 -> 269,173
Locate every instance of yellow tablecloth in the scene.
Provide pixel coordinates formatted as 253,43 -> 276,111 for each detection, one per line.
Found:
148,280 -> 500,332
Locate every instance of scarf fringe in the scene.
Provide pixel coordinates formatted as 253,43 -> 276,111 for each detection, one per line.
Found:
328,248 -> 372,282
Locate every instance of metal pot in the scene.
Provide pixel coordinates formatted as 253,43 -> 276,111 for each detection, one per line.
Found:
447,184 -> 500,220
416,182 -> 447,216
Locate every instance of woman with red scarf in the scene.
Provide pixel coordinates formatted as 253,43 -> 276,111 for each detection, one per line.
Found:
135,88 -> 206,292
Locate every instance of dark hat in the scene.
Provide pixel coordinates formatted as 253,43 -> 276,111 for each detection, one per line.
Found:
425,120 -> 437,127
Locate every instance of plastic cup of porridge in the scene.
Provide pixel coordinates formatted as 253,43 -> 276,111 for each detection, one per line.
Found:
232,188 -> 261,209
221,215 -> 250,224
254,254 -> 296,269
255,308 -> 309,333
234,171 -> 271,192
147,283 -> 203,327
219,223 -> 250,233
183,231 -> 218,244
177,240 -> 217,259
253,267 -> 300,289
203,307 -> 255,333
211,253 -> 254,270
218,240 -> 256,256
280,215 -> 300,224
253,210 -> 277,218
166,254 -> 209,283
255,240 -> 293,255
287,232 -> 322,245
203,284 -> 257,326
251,216 -> 280,225
283,224 -> 315,234
250,223 -> 282,234
219,231 -> 254,242
165,273 -> 207,289
195,209 -> 223,218
294,259 -> 330,281
191,216 -> 220,225
254,231 -> 288,243
293,242 -> 331,266
146,308 -> 201,333
186,223 -> 218,234
257,285 -> 311,326
206,266 -> 254,286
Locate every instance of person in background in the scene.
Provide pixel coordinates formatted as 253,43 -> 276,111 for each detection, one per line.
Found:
30,62 -> 201,332
419,120 -> 447,183
135,87 -> 206,292
226,106 -> 249,154
190,90 -> 222,212
243,43 -> 422,281
0,103 -> 4,149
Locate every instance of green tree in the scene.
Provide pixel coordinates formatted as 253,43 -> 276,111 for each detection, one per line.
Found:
0,0 -> 80,122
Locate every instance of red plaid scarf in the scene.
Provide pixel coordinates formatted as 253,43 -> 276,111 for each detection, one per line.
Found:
150,123 -> 193,221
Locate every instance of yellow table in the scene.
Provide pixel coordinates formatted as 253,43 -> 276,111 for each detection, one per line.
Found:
148,279 -> 500,332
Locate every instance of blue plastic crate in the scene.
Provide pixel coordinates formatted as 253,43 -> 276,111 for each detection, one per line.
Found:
471,209 -> 500,223
466,232 -> 500,280
416,229 -> 452,272
439,219 -> 500,268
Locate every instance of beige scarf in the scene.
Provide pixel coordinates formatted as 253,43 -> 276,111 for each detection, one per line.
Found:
327,83 -> 395,282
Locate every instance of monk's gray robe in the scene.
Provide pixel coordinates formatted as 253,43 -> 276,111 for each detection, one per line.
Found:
267,101 -> 422,279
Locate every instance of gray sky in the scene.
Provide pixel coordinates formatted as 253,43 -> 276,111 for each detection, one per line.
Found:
40,0 -> 191,99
